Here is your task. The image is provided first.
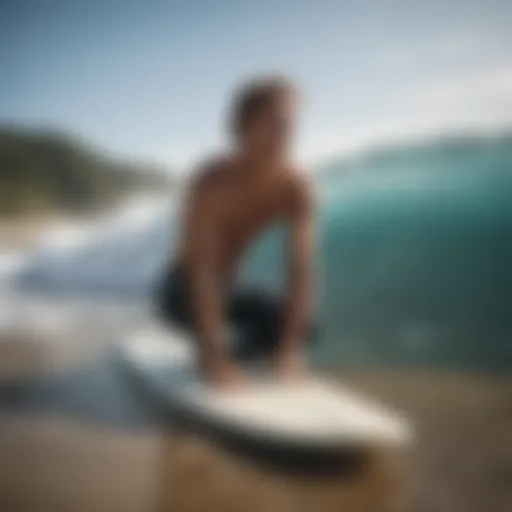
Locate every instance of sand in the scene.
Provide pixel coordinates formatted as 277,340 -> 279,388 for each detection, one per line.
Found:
0,340 -> 511,512
0,414 -> 160,512
0,217 -> 64,251
337,370 -> 512,512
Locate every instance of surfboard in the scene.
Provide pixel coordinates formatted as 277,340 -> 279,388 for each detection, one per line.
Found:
121,324 -> 412,458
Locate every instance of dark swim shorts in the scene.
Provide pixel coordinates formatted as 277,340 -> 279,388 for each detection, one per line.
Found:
155,265 -> 319,361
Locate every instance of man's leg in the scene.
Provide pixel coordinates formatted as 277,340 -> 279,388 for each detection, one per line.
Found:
228,290 -> 319,362
155,266 -> 246,386
154,266 -> 194,329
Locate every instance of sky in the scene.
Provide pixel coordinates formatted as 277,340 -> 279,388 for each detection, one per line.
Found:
2,0 -> 512,170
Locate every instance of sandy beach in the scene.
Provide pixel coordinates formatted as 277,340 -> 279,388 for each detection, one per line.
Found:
0,331 -> 511,512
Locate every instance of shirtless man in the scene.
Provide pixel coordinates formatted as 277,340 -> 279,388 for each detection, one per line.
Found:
156,76 -> 317,388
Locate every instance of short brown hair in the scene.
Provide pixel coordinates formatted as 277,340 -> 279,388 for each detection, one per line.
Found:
229,75 -> 296,137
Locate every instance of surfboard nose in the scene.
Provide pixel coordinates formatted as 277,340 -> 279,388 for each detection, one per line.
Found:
122,326 -> 412,450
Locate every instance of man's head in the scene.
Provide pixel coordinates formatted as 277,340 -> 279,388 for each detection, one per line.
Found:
229,75 -> 298,159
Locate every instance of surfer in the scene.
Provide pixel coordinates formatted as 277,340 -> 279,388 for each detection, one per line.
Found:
156,75 -> 317,387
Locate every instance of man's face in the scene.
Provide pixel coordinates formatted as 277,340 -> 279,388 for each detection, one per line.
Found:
243,94 -> 297,158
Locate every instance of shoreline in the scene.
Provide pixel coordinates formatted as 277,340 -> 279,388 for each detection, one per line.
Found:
0,215 -> 66,251
0,192 -> 171,252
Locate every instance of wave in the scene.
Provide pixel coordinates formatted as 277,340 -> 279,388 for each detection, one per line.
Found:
244,134 -> 512,371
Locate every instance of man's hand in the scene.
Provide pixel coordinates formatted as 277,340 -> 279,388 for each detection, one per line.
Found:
200,355 -> 246,389
274,349 -> 311,381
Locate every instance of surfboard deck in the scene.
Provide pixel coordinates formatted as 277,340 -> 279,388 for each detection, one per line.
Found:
120,325 -> 412,454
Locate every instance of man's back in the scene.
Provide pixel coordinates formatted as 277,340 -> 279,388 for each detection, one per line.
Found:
175,155 -> 309,281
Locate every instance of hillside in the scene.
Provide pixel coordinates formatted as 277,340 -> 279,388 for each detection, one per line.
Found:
0,127 -> 173,217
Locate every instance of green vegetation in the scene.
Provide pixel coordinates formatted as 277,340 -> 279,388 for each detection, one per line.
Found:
0,126 -> 173,217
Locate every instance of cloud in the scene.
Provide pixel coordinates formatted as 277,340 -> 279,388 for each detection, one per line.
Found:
302,60 -> 512,166
408,64 -> 512,117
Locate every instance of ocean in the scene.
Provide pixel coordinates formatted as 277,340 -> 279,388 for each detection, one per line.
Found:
243,135 -> 512,371
7,135 -> 512,372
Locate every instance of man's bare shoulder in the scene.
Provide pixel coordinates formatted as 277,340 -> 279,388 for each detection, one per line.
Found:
189,154 -> 234,193
281,164 -> 315,213
184,154 -> 235,215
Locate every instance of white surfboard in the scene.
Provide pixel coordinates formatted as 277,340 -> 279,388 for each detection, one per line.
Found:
121,325 -> 412,454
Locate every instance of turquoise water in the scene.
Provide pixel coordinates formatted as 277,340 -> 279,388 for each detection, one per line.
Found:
242,135 -> 512,371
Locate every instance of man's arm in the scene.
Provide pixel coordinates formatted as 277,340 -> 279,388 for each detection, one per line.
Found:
185,180 -> 230,376
278,175 -> 315,365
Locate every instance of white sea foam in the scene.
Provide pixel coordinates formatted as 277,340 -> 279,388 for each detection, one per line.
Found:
0,253 -> 27,279
3,195 -> 172,293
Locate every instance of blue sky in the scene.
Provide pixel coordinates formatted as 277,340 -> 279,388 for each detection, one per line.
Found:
2,0 -> 512,169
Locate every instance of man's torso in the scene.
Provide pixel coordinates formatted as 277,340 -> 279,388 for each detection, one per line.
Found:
175,156 -> 300,280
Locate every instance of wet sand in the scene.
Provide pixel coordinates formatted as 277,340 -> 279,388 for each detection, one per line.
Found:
1,332 -> 511,512
337,370 -> 512,511
0,414 -> 160,512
